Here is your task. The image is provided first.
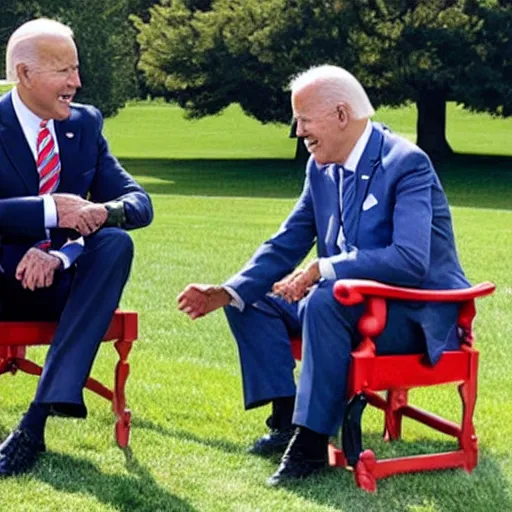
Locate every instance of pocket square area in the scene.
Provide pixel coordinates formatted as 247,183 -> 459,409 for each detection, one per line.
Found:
362,193 -> 378,211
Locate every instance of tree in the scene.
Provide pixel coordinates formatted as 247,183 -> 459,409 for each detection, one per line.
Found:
134,0 -> 512,160
0,1 -> 38,78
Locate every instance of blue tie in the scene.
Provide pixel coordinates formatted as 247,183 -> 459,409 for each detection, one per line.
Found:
340,167 -> 356,248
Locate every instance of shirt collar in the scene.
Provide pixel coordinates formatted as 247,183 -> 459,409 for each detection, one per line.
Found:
11,86 -> 49,132
11,87 -> 58,160
342,119 -> 372,173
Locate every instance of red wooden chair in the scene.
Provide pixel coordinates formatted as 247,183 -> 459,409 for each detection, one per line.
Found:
291,279 -> 495,492
0,310 -> 137,449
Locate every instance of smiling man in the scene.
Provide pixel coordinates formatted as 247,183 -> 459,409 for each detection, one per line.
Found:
178,65 -> 469,485
0,18 -> 153,476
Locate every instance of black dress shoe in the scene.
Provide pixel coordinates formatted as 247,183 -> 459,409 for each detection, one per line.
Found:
267,433 -> 328,485
247,426 -> 295,456
0,428 -> 46,477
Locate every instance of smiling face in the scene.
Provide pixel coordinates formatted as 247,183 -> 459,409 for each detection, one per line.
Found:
17,35 -> 81,120
292,83 -> 349,165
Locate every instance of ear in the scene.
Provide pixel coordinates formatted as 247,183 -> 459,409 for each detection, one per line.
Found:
16,63 -> 32,89
336,103 -> 350,129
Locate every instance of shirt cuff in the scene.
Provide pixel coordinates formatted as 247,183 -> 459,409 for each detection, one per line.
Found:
318,258 -> 336,280
223,285 -> 245,311
49,237 -> 85,270
42,195 -> 57,228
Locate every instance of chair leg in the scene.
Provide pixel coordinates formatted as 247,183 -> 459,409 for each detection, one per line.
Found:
383,389 -> 408,441
113,340 -> 133,449
458,353 -> 478,473
354,450 -> 378,492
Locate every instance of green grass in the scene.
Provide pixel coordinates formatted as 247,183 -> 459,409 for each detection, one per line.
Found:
0,101 -> 510,511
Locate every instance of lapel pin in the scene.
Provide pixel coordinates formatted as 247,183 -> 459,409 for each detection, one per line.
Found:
65,132 -> 75,139
361,175 -> 370,180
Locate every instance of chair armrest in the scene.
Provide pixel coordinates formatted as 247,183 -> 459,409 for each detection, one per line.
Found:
333,280 -> 495,306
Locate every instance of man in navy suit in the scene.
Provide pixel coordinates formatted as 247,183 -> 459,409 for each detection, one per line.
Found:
178,65 -> 468,485
0,18 -> 153,476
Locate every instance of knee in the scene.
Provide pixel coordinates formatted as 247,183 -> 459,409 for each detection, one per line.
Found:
301,285 -> 338,320
88,227 -> 134,262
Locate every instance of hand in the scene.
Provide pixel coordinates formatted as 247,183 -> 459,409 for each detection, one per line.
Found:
15,248 -> 61,291
177,284 -> 232,320
53,193 -> 108,236
272,260 -> 321,302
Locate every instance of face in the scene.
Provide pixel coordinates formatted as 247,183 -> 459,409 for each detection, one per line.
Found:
17,35 -> 81,120
292,84 -> 348,165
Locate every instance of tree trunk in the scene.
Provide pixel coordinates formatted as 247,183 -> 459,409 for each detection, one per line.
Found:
294,137 -> 310,163
416,92 -> 453,161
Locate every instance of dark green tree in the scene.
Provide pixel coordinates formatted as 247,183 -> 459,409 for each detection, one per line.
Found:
134,0 -> 512,159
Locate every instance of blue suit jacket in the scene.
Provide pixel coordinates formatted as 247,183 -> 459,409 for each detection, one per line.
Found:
0,91 -> 153,274
225,123 -> 470,363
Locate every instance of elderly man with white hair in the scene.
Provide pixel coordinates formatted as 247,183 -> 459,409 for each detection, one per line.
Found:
178,64 -> 469,485
0,18 -> 152,476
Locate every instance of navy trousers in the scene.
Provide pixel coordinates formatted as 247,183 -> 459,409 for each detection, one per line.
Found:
225,279 -> 458,436
0,228 -> 134,418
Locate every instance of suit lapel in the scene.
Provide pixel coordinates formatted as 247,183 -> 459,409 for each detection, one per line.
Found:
0,92 -> 38,194
349,124 -> 383,243
54,113 -> 81,192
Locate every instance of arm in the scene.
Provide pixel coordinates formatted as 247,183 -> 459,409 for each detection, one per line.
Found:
178,166 -> 317,318
88,108 -> 153,230
0,197 -> 47,238
222,168 -> 317,307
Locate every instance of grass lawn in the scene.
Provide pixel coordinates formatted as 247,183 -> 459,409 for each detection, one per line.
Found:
0,101 -> 510,511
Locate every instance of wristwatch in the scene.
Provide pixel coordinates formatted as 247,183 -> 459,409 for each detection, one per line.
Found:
104,201 -> 126,228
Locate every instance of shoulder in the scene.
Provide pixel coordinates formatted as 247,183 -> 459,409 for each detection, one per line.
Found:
375,123 -> 433,173
68,102 -> 104,128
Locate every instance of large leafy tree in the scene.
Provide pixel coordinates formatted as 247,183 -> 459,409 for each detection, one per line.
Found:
134,0 -> 512,159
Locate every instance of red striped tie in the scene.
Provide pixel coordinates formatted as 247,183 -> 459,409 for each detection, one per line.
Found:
37,120 -> 61,195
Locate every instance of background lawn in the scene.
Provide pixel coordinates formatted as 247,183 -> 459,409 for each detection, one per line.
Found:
0,101 -> 510,511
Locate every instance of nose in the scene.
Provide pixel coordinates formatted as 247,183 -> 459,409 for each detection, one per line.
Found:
296,119 -> 306,137
69,68 -> 81,88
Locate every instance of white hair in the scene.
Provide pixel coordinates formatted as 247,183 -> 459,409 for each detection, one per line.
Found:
6,18 -> 74,82
290,65 -> 375,119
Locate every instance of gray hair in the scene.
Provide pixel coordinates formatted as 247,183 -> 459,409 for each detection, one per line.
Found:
290,65 -> 375,119
6,18 -> 74,82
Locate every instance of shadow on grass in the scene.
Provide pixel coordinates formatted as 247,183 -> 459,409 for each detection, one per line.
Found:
282,434 -> 510,512
34,450 -> 197,512
121,154 -> 511,210
130,417 -> 243,455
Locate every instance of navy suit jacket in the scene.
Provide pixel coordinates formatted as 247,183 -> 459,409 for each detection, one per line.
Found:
0,91 -> 153,275
225,123 -> 470,363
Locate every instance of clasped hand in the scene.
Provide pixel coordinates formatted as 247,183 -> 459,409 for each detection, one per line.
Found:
272,260 -> 321,302
52,193 -> 108,236
15,247 -> 61,291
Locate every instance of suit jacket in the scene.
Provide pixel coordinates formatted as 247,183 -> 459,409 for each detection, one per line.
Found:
225,123 -> 470,363
0,90 -> 153,275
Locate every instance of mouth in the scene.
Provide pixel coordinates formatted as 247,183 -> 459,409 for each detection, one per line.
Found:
58,94 -> 74,104
304,138 -> 319,152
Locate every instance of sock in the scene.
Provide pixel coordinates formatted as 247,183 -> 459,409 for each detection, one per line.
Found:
294,426 -> 329,458
19,402 -> 51,443
270,396 -> 295,430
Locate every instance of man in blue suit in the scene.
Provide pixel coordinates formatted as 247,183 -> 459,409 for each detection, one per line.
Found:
0,18 -> 153,476
178,65 -> 468,485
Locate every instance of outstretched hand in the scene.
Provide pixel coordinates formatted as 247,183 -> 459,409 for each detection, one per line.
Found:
272,260 -> 321,302
53,193 -> 108,236
177,284 -> 232,320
